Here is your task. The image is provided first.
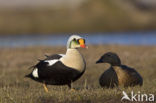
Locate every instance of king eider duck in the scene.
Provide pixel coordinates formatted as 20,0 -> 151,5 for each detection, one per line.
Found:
26,35 -> 87,92
96,52 -> 143,88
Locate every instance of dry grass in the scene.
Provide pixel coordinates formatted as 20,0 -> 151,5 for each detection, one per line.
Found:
0,45 -> 156,103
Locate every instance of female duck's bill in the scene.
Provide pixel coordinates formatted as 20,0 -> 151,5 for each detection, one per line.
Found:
26,35 -> 87,92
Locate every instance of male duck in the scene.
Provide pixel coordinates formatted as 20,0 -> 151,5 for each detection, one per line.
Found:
26,35 -> 87,92
96,52 -> 143,88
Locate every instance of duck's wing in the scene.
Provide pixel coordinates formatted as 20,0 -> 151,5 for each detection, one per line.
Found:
28,54 -> 64,69
26,54 -> 64,78
35,54 -> 66,77
44,54 -> 64,60
33,54 -> 64,69
99,67 -> 118,88
121,65 -> 143,86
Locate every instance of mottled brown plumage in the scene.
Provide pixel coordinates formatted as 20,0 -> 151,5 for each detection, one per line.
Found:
96,52 -> 143,88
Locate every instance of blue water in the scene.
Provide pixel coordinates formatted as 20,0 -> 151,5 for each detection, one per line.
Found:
0,32 -> 156,48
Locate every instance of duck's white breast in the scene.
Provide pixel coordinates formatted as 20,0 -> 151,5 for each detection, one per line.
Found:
60,49 -> 85,72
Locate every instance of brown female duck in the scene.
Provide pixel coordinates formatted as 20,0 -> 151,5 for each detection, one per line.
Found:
96,52 -> 143,88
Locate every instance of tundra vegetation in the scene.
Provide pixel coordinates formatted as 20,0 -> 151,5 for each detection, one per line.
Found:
0,45 -> 156,103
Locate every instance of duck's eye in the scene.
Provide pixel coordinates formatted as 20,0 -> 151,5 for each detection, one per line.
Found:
73,38 -> 76,41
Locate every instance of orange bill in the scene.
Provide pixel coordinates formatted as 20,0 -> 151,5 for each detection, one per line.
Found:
79,38 -> 86,48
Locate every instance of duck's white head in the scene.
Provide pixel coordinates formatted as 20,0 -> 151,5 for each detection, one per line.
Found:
67,35 -> 86,49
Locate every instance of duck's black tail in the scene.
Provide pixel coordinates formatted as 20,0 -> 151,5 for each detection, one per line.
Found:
25,73 -> 32,78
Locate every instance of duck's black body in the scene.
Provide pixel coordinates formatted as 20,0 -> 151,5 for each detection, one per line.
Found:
26,54 -> 84,87
96,52 -> 143,88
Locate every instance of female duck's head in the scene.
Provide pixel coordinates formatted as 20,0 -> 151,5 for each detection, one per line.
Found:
96,52 -> 121,66
67,35 -> 87,49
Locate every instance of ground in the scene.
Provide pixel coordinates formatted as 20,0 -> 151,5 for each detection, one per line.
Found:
0,45 -> 156,103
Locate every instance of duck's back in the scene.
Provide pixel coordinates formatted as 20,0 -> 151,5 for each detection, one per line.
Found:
114,65 -> 143,87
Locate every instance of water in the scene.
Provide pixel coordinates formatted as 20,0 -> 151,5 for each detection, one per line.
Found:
0,32 -> 156,48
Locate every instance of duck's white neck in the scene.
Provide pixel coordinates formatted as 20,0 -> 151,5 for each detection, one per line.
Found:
60,49 -> 86,72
